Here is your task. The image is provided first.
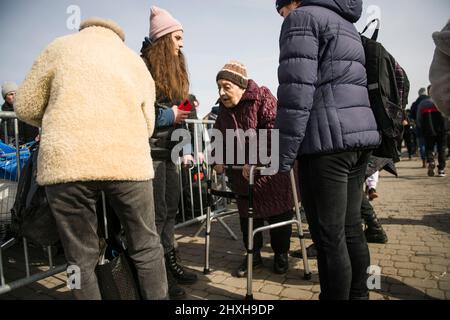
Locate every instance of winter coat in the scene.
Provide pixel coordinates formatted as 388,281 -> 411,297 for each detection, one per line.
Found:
410,95 -> 429,122
275,0 -> 380,172
14,18 -> 156,186
429,20 -> 450,119
214,80 -> 296,219
150,99 -> 197,160
416,97 -> 447,136
151,101 -> 179,160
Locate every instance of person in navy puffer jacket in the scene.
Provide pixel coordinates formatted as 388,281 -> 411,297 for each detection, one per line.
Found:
274,0 -> 381,300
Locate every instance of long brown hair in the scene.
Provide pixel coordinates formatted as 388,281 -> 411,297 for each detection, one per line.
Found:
141,33 -> 189,103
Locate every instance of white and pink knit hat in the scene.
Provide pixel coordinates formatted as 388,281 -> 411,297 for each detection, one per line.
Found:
149,6 -> 183,42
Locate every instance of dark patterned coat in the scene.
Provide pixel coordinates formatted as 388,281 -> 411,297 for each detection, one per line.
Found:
214,80 -> 296,219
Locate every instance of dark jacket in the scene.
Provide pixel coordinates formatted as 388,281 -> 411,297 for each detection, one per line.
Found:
410,95 -> 428,123
275,0 -> 380,172
150,100 -> 197,160
214,80 -> 296,219
416,97 -> 447,136
1,102 -> 39,144
207,106 -> 220,121
150,101 -> 176,160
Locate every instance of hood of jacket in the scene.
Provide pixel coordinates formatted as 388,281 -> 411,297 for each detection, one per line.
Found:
300,0 -> 363,23
433,20 -> 450,57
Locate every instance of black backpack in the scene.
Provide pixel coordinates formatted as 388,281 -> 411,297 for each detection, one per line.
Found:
360,19 -> 404,161
10,143 -> 60,247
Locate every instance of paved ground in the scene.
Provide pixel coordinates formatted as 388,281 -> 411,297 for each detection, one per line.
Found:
1,155 -> 449,300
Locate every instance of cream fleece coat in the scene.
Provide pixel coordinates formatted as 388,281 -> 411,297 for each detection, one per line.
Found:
429,20 -> 450,119
14,18 -> 156,186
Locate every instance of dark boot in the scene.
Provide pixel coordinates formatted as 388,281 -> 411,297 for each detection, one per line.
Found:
428,162 -> 436,177
166,268 -> 186,300
236,251 -> 263,278
364,214 -> 388,244
273,253 -> 289,274
165,249 -> 198,285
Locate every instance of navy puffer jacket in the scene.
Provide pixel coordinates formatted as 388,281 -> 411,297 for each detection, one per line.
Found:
275,0 -> 381,172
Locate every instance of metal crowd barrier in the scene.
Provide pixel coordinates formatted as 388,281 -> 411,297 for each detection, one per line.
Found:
0,116 -> 237,297
0,111 -> 67,296
174,119 -> 238,240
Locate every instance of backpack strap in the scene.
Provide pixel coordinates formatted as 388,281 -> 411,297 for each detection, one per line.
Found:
361,18 -> 380,41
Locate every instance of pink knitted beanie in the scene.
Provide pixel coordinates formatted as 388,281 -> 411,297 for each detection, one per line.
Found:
149,6 -> 183,42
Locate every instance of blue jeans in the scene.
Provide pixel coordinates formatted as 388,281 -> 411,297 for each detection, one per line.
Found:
416,129 -> 426,160
299,151 -> 371,300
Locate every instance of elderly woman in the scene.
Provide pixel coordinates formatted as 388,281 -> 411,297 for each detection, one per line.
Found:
213,61 -> 296,277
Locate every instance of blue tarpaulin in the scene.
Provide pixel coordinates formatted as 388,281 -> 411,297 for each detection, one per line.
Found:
0,141 -> 32,181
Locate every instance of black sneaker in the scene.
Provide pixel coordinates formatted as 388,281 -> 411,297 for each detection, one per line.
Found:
236,252 -> 263,278
273,253 -> 289,274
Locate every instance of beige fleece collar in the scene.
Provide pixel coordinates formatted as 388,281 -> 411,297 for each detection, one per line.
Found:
79,17 -> 125,42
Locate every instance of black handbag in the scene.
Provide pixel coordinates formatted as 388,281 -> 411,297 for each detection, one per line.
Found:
96,248 -> 141,300
95,195 -> 141,300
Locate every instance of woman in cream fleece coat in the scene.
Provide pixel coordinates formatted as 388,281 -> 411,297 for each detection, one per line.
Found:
15,19 -> 156,185
14,18 -> 168,300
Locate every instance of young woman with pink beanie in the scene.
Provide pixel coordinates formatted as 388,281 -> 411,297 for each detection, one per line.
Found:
141,6 -> 198,300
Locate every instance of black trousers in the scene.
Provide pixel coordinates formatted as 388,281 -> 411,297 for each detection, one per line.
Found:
239,210 -> 293,254
425,133 -> 447,170
403,126 -> 417,157
299,151 -> 371,300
